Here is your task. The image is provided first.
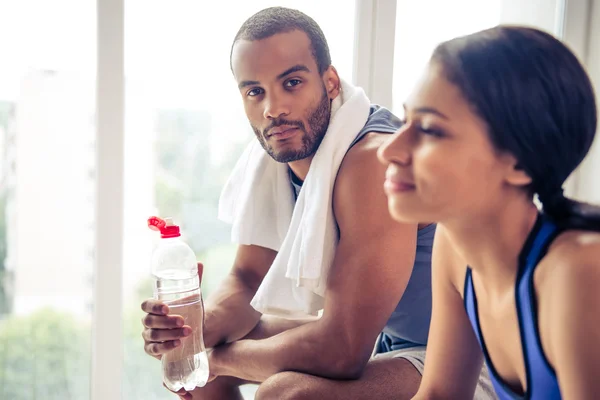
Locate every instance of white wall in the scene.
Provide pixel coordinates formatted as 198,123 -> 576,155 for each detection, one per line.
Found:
572,0 -> 600,204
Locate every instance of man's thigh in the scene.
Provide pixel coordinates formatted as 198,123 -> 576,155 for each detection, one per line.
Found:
255,357 -> 422,400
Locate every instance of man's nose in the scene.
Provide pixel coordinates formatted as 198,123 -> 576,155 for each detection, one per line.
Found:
263,92 -> 291,120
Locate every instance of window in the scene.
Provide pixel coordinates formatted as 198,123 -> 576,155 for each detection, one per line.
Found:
5,1 -> 590,399
0,1 -> 96,399
392,0 -> 502,114
122,2 -> 356,399
391,0 -> 571,114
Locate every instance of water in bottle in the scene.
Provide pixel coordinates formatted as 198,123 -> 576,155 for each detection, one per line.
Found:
148,216 -> 209,392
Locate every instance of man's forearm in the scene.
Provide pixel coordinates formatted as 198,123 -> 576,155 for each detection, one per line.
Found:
203,277 -> 315,348
203,272 -> 262,348
211,319 -> 369,382
244,315 -> 316,339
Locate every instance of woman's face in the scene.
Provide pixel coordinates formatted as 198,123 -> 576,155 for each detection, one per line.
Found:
378,62 -> 522,224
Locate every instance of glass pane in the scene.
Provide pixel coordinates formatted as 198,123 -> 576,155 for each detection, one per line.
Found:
123,2 -> 356,399
0,1 -> 96,399
392,0 -> 502,114
499,0 -> 562,35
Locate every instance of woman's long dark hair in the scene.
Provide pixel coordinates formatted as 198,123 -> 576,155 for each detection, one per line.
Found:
432,25 -> 600,230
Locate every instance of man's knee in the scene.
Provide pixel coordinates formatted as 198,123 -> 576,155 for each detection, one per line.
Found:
255,372 -> 312,400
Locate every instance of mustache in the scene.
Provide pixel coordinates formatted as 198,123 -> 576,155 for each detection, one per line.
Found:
263,118 -> 306,137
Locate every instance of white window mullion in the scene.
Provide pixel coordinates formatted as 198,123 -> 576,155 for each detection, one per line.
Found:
560,0 -> 598,201
92,0 -> 125,399
353,0 -> 398,109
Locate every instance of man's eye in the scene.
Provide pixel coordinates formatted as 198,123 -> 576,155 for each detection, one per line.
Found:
247,88 -> 264,97
285,79 -> 301,88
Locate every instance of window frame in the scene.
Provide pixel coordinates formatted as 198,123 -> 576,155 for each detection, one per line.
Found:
560,0 -> 597,200
93,0 -> 124,399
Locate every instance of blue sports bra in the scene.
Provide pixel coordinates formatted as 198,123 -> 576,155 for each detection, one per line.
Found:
464,213 -> 562,400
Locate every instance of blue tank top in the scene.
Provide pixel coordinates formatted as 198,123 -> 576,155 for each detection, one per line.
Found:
291,104 -> 434,351
464,213 -> 562,400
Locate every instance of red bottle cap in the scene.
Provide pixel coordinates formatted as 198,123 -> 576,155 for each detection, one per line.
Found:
147,216 -> 181,238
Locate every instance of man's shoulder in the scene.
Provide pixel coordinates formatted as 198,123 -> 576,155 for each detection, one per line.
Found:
344,131 -> 390,165
333,132 -> 388,196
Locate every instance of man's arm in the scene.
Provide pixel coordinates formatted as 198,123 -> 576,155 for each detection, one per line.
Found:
142,244 -> 276,358
201,244 -> 277,348
209,133 -> 420,382
243,315 -> 318,340
413,225 -> 484,399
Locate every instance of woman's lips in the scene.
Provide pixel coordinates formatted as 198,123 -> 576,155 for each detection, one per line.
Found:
384,178 -> 416,193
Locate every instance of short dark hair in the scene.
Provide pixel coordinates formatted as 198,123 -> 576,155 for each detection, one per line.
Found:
432,25 -> 600,230
230,7 -> 332,75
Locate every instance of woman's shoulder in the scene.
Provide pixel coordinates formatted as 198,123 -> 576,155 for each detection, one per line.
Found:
537,229 -> 600,291
544,229 -> 600,273
535,229 -> 600,371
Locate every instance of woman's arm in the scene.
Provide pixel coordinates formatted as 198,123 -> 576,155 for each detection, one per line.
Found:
413,225 -> 485,399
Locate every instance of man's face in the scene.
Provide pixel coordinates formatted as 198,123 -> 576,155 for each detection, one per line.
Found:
231,30 -> 339,163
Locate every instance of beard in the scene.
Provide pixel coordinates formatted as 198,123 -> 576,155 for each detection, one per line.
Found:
252,87 -> 331,163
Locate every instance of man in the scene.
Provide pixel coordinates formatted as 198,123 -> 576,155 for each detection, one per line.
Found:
141,7 -> 478,400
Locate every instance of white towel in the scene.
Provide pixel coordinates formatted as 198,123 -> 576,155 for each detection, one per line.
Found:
218,79 -> 371,318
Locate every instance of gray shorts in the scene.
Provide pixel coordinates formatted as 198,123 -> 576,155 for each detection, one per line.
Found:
372,345 -> 497,400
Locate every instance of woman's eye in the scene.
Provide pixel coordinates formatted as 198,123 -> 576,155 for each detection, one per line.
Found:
419,126 -> 444,138
401,114 -> 444,138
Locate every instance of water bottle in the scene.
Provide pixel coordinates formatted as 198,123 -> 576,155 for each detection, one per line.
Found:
147,216 -> 209,391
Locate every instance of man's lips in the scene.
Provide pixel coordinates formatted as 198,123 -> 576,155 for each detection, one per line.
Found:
268,126 -> 300,140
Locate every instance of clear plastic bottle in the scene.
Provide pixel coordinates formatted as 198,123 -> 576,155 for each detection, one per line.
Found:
147,216 -> 209,392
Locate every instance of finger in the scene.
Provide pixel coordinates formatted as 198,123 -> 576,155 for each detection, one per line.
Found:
141,313 -> 185,329
207,372 -> 217,383
197,262 -> 203,282
145,339 -> 181,357
163,383 -> 193,400
142,326 -> 192,342
141,299 -> 169,315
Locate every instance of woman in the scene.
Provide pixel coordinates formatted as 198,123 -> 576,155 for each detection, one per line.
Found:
378,26 -> 600,399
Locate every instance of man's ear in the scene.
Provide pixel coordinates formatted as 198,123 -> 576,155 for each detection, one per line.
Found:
322,65 -> 341,100
503,154 -> 532,187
